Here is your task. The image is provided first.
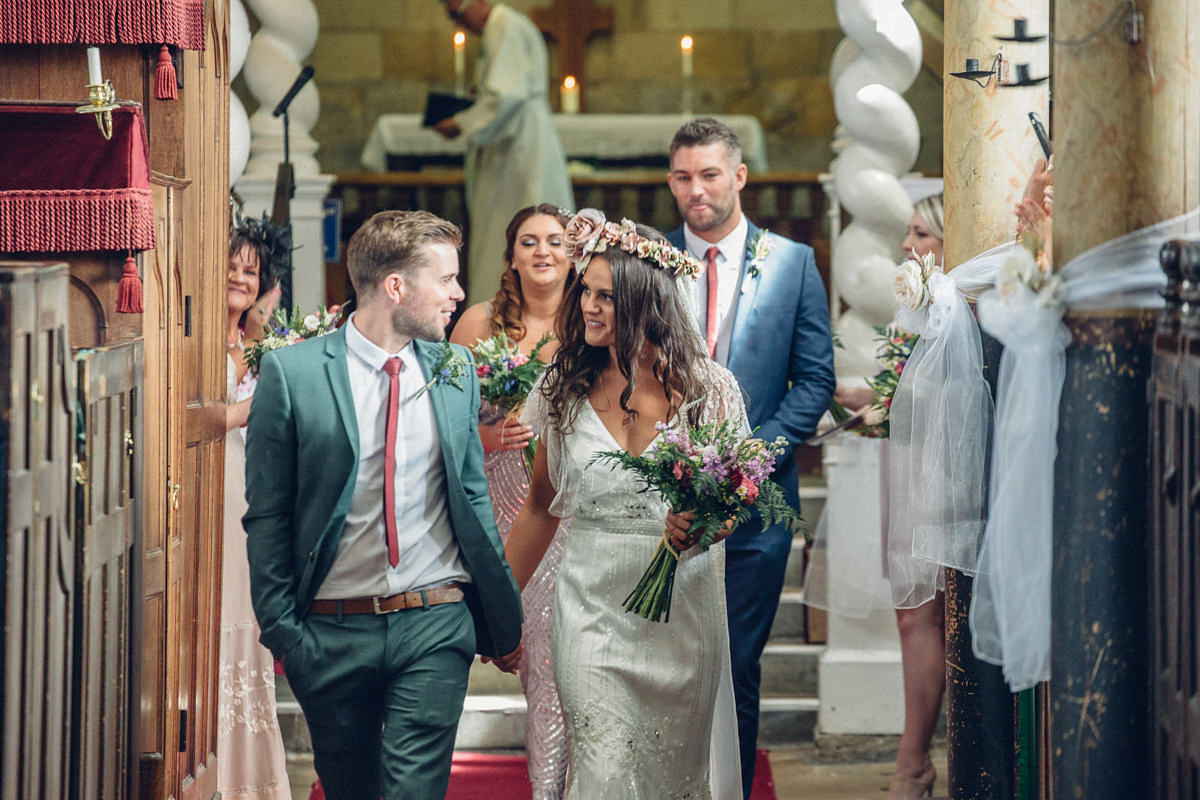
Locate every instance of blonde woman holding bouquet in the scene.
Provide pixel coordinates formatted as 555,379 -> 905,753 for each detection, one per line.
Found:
450,203 -> 574,799
504,211 -> 744,799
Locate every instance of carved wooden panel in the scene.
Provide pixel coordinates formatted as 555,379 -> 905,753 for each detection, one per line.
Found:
74,341 -> 142,800
1152,239 -> 1199,800
0,262 -> 74,799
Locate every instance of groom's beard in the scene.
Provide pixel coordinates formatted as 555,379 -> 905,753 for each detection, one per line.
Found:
391,301 -> 447,342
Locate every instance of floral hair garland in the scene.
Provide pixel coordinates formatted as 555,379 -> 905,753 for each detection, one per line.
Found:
563,208 -> 703,278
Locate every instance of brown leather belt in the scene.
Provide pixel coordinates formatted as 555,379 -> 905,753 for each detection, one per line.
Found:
309,583 -> 465,615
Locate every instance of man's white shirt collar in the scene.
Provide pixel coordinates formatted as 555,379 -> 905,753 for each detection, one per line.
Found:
683,213 -> 749,267
345,311 -> 417,373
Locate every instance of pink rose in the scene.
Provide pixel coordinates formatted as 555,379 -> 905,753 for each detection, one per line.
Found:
736,473 -> 759,504
477,364 -> 491,377
563,208 -> 607,263
618,218 -> 639,252
511,353 -> 528,366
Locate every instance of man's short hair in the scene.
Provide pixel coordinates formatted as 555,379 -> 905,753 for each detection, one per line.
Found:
669,117 -> 743,168
346,210 -> 462,298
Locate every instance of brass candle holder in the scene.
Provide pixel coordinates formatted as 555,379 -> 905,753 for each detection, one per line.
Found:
75,81 -> 119,139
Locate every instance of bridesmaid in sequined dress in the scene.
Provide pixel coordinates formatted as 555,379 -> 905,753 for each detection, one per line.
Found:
450,203 -> 575,800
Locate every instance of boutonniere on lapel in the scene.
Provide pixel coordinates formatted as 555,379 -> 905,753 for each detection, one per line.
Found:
416,342 -> 469,398
747,229 -> 772,279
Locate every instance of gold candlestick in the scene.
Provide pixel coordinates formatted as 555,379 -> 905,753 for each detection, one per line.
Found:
76,80 -> 119,139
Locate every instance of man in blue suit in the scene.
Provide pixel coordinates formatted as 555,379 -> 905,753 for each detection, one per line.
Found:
244,210 -> 523,800
667,117 -> 835,798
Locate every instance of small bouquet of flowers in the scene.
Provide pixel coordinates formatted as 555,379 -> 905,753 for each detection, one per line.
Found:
592,415 -> 803,622
471,333 -> 552,473
829,324 -> 920,439
244,304 -> 345,376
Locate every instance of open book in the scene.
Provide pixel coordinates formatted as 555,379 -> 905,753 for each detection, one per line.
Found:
422,92 -> 474,128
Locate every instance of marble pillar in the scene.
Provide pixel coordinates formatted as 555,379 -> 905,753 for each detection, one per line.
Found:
942,2 -> 1049,798
234,0 -> 334,313
1051,2 -> 1199,798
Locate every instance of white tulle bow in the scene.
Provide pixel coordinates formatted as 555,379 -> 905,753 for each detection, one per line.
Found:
970,208 -> 1200,693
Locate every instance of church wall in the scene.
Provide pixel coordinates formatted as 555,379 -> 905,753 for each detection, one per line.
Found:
270,0 -> 943,176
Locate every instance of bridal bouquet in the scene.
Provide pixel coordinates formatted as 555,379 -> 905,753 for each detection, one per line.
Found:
244,304 -> 345,376
593,416 -> 802,622
472,333 -> 552,473
829,325 -> 920,439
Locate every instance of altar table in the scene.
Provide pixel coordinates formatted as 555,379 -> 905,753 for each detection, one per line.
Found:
360,113 -> 768,172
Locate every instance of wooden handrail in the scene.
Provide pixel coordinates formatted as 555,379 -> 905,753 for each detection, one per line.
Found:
333,170 -> 827,188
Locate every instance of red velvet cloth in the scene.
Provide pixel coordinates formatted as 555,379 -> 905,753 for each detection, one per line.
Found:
0,102 -> 155,253
0,0 -> 205,49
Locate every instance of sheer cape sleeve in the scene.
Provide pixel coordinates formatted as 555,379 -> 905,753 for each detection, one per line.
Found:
520,374 -> 573,518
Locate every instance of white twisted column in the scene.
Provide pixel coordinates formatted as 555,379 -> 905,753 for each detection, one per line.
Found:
830,0 -> 922,378
235,0 -> 333,313
229,0 -> 251,186
816,0 -> 922,738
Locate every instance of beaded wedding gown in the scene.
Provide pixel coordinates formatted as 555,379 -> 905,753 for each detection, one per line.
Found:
218,353 -> 291,799
523,363 -> 744,800
482,400 -> 569,800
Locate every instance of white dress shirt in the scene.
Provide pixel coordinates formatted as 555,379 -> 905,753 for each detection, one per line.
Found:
684,213 -> 748,365
314,316 -> 470,599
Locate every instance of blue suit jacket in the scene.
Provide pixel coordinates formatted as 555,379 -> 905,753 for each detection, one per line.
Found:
243,327 -> 523,659
669,221 -> 835,520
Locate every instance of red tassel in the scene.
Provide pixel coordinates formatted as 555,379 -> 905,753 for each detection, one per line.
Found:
154,45 -> 177,100
117,255 -> 144,313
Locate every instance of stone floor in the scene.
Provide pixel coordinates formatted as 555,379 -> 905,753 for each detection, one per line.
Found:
285,745 -> 950,799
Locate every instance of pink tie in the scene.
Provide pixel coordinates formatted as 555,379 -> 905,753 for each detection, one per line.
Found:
705,246 -> 720,357
382,356 -> 403,568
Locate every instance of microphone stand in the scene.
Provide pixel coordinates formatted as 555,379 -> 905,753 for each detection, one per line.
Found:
270,66 -> 313,314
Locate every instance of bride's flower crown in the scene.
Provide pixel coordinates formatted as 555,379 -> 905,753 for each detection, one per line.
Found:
563,208 -> 703,278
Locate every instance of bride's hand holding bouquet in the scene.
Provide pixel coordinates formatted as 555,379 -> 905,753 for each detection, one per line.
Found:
593,413 -> 804,622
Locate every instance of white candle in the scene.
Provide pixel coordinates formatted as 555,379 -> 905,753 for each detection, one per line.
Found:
681,35 -> 694,79
87,47 -> 103,85
561,76 -> 579,114
454,31 -> 466,96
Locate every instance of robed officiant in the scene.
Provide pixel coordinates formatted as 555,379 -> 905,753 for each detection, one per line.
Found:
435,0 -> 573,305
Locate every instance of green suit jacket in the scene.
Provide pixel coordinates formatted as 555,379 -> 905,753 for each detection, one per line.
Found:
243,326 -> 523,659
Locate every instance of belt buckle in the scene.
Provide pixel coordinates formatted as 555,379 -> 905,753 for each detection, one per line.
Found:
372,595 -> 398,615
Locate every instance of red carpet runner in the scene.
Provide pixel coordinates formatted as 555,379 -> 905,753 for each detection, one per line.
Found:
444,749 -> 777,799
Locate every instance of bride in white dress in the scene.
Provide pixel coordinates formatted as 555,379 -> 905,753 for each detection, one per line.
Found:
505,213 -> 743,800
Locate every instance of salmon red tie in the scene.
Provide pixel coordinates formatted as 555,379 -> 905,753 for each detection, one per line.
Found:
382,356 -> 403,567
705,245 -> 720,357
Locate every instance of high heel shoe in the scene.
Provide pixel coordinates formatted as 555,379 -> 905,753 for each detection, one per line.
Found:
887,760 -> 935,799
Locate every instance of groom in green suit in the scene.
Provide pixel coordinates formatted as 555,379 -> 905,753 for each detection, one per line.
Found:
244,210 -> 523,800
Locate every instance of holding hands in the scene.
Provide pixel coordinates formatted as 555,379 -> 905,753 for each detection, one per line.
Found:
481,415 -> 536,453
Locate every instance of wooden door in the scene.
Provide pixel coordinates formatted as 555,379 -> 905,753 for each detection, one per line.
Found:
74,342 -> 143,800
139,6 -> 231,797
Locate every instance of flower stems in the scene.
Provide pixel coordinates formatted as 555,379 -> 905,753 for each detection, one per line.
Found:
622,540 -> 681,622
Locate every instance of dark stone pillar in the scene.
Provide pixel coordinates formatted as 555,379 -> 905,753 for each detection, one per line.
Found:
945,568 -> 1016,799
1050,313 -> 1155,800
943,329 -> 1016,799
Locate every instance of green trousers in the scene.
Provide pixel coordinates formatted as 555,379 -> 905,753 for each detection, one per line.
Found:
284,601 -> 476,800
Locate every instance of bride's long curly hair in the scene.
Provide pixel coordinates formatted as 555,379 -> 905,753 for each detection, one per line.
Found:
540,224 -> 708,432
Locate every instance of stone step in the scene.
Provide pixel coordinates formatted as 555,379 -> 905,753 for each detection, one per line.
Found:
758,697 -> 820,746
760,642 -> 821,697
768,589 -> 808,641
280,687 -> 824,755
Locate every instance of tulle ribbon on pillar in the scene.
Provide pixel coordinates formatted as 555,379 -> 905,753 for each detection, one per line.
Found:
887,248 -> 1007,608
970,208 -> 1200,692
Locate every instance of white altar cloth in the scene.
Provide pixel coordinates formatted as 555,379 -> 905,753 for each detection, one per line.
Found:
360,113 -> 768,172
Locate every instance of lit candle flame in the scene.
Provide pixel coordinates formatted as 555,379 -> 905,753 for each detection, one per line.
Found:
454,31 -> 466,49
681,35 -> 694,53
563,75 -> 576,90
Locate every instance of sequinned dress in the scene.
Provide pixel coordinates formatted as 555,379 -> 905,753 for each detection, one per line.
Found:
219,352 -> 292,799
522,361 -> 744,800
482,400 -> 569,800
